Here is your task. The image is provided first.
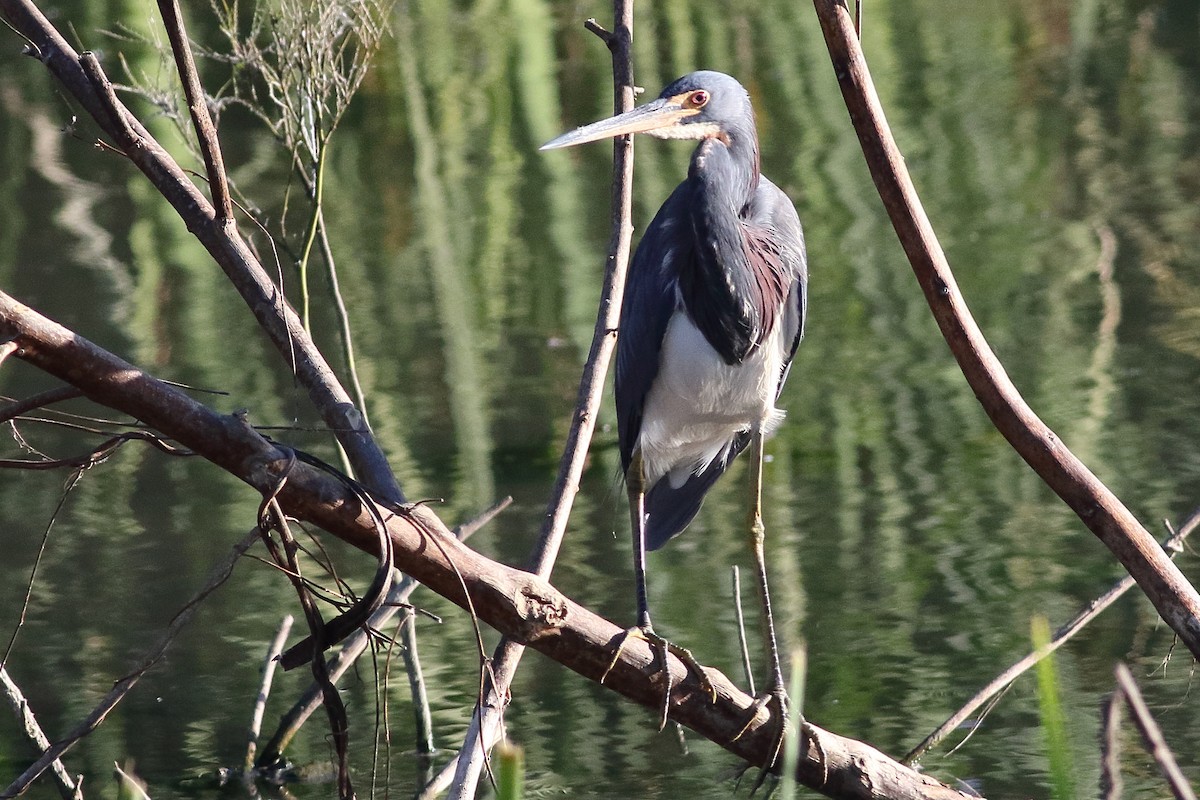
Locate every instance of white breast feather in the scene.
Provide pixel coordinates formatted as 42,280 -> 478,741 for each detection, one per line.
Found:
637,310 -> 787,489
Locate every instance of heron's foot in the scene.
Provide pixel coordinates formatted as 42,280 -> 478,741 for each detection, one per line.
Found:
600,625 -> 716,730
731,683 -> 793,794
734,686 -> 825,792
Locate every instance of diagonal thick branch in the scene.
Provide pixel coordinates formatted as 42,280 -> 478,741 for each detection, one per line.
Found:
0,0 -> 403,504
445,4 -> 640,796
812,0 -> 1200,657
0,293 -> 973,800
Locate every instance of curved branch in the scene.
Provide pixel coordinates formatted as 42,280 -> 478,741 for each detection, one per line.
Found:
0,293 -> 972,800
811,0 -> 1200,656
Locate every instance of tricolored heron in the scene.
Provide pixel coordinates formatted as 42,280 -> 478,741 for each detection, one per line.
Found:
543,71 -> 806,755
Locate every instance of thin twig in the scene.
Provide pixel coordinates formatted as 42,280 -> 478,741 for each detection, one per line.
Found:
254,498 -> 505,767
0,430 -> 190,471
732,566 -> 756,695
1,468 -> 83,670
78,51 -> 137,146
0,387 -> 83,425
399,610 -> 435,756
1100,689 -> 1122,800
275,449 -> 395,670
317,219 -> 371,426
444,4 -> 638,797
0,667 -> 81,800
905,511 -> 1199,763
156,0 -> 233,219
112,762 -> 150,800
1113,663 -> 1197,800
1,529 -> 257,798
259,497 -> 352,800
244,615 -> 294,772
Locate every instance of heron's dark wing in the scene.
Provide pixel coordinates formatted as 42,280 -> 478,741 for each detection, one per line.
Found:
615,184 -> 692,473
638,179 -> 806,549
751,178 -> 807,397
643,430 -> 751,551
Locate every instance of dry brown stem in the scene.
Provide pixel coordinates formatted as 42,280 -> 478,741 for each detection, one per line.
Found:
155,0 -> 233,220
811,0 -> 1200,656
445,2 -> 640,796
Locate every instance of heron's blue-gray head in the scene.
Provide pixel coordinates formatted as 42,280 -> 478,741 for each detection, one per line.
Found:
540,70 -> 755,151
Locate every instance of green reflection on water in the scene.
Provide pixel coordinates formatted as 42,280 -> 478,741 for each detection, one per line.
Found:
2,0 -> 1199,797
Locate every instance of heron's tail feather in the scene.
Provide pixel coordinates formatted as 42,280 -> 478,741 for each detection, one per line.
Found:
643,431 -> 752,550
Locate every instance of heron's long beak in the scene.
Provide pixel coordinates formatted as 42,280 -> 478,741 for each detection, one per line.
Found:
540,97 -> 695,150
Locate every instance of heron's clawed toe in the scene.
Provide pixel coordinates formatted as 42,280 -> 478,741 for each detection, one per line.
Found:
732,684 -> 796,792
600,625 -> 715,731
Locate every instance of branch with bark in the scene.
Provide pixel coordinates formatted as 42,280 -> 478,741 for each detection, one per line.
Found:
811,0 -> 1200,658
0,292 -> 971,799
2,0 -> 1195,798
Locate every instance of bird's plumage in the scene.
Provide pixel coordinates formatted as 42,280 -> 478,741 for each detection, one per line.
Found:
612,72 -> 808,548
541,70 -> 803,736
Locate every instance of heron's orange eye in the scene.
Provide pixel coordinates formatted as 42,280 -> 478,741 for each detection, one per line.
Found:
686,90 -> 709,109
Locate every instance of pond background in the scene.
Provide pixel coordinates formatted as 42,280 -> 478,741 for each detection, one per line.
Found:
2,0 -> 1200,797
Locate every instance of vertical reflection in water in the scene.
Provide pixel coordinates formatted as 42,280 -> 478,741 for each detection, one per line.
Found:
0,84 -> 133,319
394,9 -> 495,514
508,0 -> 596,351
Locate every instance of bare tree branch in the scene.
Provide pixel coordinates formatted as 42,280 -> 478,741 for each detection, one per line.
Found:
445,2 -> 640,796
1113,664 -> 1197,800
811,0 -> 1200,656
155,0 -> 233,220
1,0 -> 404,504
0,387 -> 83,425
0,292 -> 974,800
244,615 -> 293,772
0,667 -> 81,800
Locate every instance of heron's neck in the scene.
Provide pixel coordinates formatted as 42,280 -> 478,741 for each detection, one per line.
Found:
680,127 -> 766,365
688,127 -> 760,213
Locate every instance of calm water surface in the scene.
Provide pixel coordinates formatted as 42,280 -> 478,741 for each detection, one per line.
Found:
2,1 -> 1199,798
